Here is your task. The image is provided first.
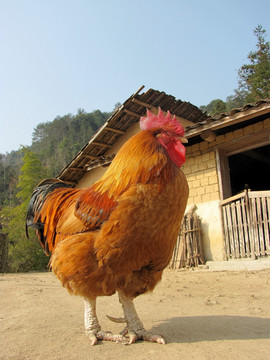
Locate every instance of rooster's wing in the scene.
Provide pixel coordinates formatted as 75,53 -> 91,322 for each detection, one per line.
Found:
54,187 -> 118,235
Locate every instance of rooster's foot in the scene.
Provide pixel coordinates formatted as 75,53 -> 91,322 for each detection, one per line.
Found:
86,330 -> 126,345
107,317 -> 165,344
118,291 -> 166,344
86,328 -> 165,345
124,329 -> 165,345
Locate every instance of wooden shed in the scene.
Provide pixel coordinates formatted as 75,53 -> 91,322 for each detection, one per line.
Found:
57,86 -> 270,264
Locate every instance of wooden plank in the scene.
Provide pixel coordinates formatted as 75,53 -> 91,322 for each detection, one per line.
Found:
245,191 -> 256,259
106,127 -> 125,134
83,154 -> 99,160
91,141 -> 112,148
267,197 -> 270,253
216,149 -> 232,200
185,216 -> 192,266
236,200 -> 245,258
241,197 -> 251,257
68,167 -> 85,171
251,198 -> 260,256
256,197 -> 266,255
262,197 -> 270,254
231,202 -> 240,258
180,232 -> 187,268
219,203 -> 228,259
131,98 -> 153,109
170,234 -> 180,269
57,179 -> 77,186
249,190 -> 270,198
225,205 -> 235,258
220,191 -> 246,205
221,192 -> 270,206
179,219 -> 187,268
174,235 -> 181,269
267,197 -> 270,220
123,108 -> 142,118
222,206 -> 230,258
192,217 -> 197,266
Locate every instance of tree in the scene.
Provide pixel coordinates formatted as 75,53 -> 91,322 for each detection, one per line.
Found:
16,147 -> 49,203
225,94 -> 246,112
200,99 -> 227,116
0,108 -> 112,271
236,25 -> 270,103
2,148 -> 49,272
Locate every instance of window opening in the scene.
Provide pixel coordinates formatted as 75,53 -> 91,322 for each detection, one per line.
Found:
228,144 -> 270,196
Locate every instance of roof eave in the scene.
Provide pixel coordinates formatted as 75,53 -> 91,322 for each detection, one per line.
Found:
185,102 -> 270,139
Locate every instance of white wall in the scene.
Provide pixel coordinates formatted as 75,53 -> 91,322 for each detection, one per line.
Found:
187,200 -> 225,261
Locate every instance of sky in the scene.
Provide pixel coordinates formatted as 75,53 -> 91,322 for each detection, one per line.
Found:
0,0 -> 270,154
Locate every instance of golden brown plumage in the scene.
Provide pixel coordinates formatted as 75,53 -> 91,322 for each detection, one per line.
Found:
26,108 -> 189,345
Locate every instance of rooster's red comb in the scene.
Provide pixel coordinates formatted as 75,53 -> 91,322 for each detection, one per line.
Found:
140,107 -> 185,136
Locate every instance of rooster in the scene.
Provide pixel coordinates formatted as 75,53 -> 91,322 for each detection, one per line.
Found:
26,108 -> 189,345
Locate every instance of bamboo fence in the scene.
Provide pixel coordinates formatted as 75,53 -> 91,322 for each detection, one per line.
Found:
169,206 -> 205,269
221,190 -> 270,259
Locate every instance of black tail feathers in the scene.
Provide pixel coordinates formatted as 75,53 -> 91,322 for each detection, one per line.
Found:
25,178 -> 71,242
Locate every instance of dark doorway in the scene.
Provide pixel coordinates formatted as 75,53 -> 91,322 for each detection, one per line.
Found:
228,144 -> 270,196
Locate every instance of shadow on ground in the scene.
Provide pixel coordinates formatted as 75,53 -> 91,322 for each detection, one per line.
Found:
150,315 -> 270,344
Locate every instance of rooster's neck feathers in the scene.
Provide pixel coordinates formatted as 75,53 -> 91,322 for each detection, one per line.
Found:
94,130 -> 177,198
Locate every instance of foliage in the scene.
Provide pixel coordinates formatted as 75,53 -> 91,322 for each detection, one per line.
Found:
1,202 -> 49,272
236,25 -> 270,103
200,99 -> 227,117
31,109 -> 110,176
0,109 -> 110,272
0,152 -> 22,208
16,147 -> 50,203
1,148 -> 49,272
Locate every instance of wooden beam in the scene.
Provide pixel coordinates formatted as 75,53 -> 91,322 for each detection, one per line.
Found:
57,178 -> 77,185
68,167 -> 85,171
91,141 -> 112,148
133,85 -> 145,96
131,98 -> 194,126
123,108 -> 142,118
200,130 -> 216,142
217,128 -> 270,156
106,126 -> 125,134
83,154 -> 99,160
132,98 -> 152,108
86,160 -> 113,172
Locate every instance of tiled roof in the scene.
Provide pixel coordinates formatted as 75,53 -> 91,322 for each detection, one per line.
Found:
58,86 -> 210,185
58,85 -> 270,186
185,99 -> 270,138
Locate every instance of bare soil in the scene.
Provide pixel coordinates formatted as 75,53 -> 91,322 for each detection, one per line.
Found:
1,268 -> 270,360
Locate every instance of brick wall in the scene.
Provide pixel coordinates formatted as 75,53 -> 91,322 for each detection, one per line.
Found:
182,148 -> 219,205
182,118 -> 270,205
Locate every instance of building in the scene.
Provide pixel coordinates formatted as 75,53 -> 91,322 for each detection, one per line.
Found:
58,86 -> 270,263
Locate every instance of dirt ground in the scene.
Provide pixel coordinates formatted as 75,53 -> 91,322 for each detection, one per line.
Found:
1,268 -> 270,360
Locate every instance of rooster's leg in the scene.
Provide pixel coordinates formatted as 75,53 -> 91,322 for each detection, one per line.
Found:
118,291 -> 165,344
84,298 -> 126,345
84,298 -> 101,345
